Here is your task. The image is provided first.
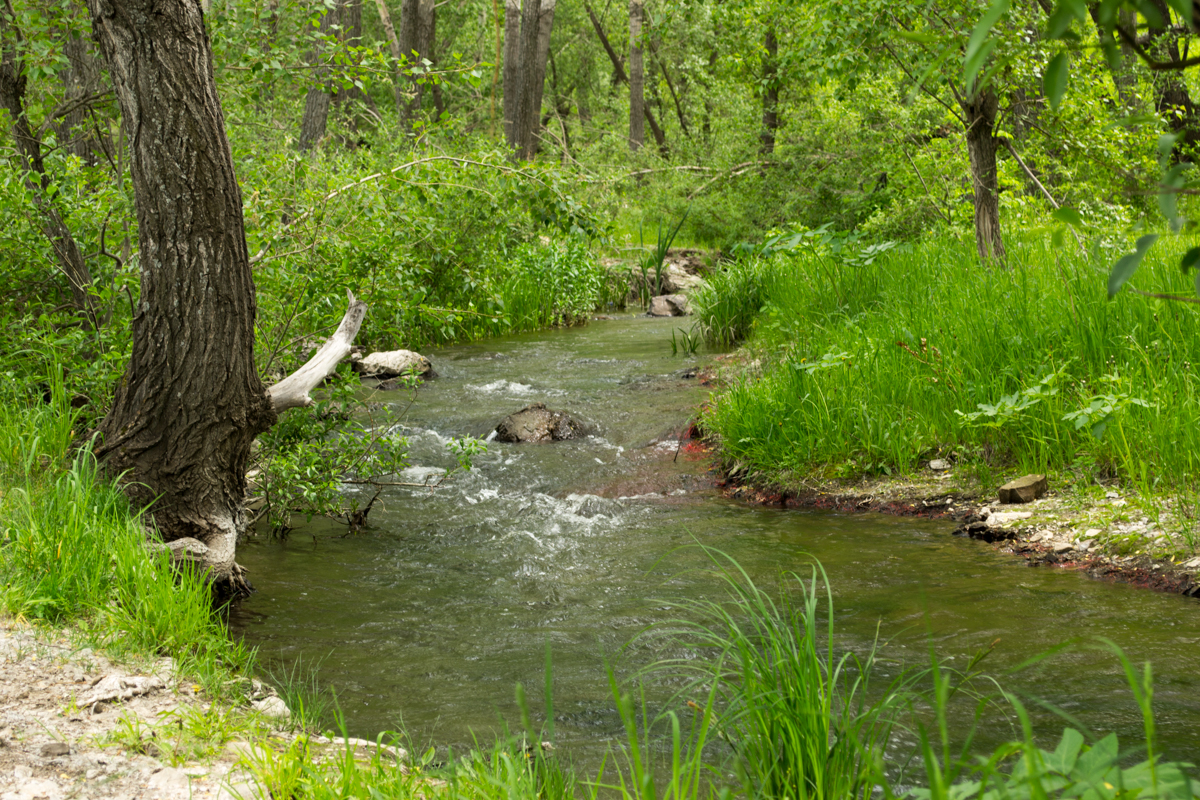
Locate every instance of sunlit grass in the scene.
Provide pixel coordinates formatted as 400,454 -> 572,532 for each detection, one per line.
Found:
698,233 -> 1200,492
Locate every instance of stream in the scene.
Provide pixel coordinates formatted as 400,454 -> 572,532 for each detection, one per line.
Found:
231,313 -> 1200,769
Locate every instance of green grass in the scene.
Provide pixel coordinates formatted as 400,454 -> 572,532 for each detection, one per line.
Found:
698,233 -> 1200,495
0,390 -> 254,699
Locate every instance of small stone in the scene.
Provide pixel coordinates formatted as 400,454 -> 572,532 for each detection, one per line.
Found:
1085,528 -> 1101,537
928,459 -> 951,471
1052,541 -> 1073,553
1183,557 -> 1200,569
648,294 -> 690,316
40,741 -> 70,757
998,474 -> 1048,504
251,696 -> 290,721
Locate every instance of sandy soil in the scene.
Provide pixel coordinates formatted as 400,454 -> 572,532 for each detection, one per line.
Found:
0,619 -> 261,800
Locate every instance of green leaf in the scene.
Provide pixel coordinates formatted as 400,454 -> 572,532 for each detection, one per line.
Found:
1108,234 -> 1159,299
966,0 -> 1010,64
1046,0 -> 1087,38
1051,207 -> 1083,227
964,40 -> 997,92
1181,246 -> 1200,272
1135,0 -> 1166,28
1165,0 -> 1194,18
1045,51 -> 1070,110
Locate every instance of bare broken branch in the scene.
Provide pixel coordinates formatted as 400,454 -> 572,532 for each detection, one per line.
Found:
267,290 -> 368,412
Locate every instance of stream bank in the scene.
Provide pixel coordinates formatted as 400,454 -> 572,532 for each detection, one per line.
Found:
715,465 -> 1200,600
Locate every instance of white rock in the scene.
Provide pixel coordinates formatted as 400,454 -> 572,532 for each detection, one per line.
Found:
82,674 -> 165,709
353,350 -> 433,379
147,767 -> 192,797
985,511 -> 1032,526
251,696 -> 290,721
1,777 -> 60,800
1183,557 -> 1200,569
1085,528 -> 1101,537
928,459 -> 951,471
648,294 -> 690,317
1052,541 -> 1073,553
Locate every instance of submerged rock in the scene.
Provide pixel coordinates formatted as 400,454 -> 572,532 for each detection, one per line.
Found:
352,349 -> 436,380
493,403 -> 587,443
998,474 -> 1047,504
648,294 -> 690,316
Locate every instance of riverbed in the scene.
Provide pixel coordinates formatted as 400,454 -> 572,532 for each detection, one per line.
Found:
232,313 -> 1200,768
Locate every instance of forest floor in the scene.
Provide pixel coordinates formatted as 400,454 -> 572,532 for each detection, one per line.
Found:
716,467 -> 1200,601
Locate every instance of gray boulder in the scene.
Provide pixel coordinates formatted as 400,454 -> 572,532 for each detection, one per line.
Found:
352,349 -> 435,380
649,294 -> 690,317
494,403 -> 587,443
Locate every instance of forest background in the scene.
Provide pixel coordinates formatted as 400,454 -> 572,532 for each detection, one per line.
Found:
4,0 -> 1200,536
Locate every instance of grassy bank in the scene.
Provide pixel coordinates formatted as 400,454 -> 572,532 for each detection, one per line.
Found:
697,233 -> 1200,503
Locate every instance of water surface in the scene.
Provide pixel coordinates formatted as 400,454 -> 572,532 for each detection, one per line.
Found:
233,314 -> 1200,766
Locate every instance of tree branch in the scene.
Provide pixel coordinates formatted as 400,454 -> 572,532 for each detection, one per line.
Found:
267,290 -> 368,412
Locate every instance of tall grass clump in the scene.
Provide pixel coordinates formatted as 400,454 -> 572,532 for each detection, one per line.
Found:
0,392 -> 253,692
692,257 -> 771,348
699,233 -> 1200,489
648,549 -> 910,800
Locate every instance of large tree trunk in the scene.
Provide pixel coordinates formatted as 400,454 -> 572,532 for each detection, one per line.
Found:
962,89 -> 1006,264
503,0 -> 521,146
628,0 -> 644,152
512,0 -> 540,156
88,0 -> 278,596
760,27 -> 778,155
0,1 -> 98,325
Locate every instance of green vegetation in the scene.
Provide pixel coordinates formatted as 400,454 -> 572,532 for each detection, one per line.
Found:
0,394 -> 1192,796
0,390 -> 254,695
698,233 -> 1200,503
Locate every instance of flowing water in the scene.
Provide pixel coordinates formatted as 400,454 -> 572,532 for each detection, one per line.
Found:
232,314 -> 1200,768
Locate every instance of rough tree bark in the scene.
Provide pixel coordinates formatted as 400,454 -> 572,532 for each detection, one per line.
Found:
760,27 -> 778,155
512,0 -> 540,156
628,0 -> 644,151
962,89 -> 1006,264
87,0 -> 366,597
503,0 -> 521,146
0,0 -> 98,325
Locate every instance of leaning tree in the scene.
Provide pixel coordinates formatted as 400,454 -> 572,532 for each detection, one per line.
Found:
86,0 -> 365,597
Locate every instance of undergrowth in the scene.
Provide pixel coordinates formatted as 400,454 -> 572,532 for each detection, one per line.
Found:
698,232 -> 1200,494
0,386 -> 254,699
